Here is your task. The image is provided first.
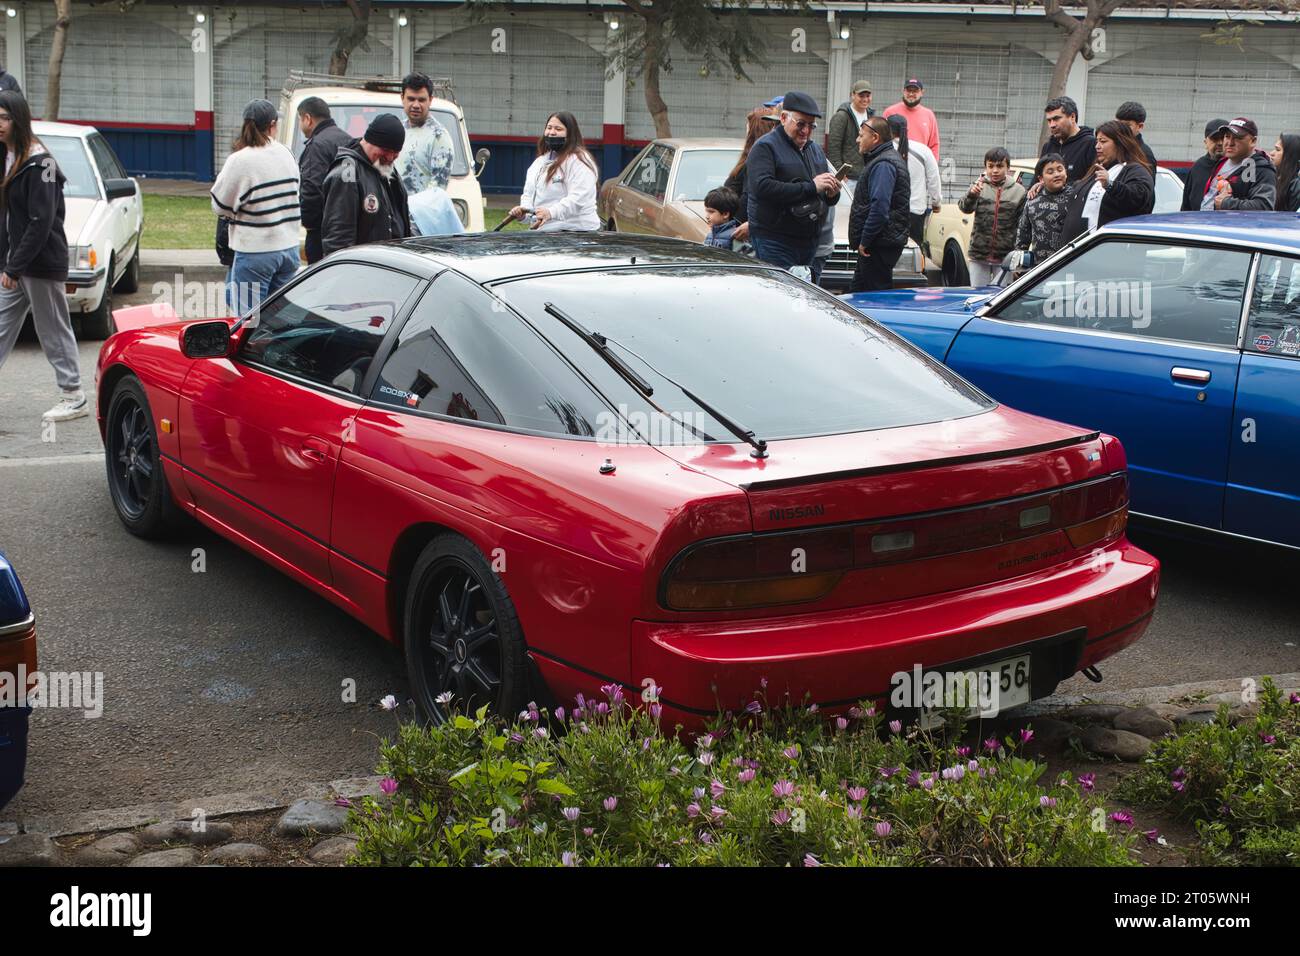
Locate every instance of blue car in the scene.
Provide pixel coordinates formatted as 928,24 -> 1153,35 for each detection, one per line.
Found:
0,550 -> 35,812
843,212 -> 1300,550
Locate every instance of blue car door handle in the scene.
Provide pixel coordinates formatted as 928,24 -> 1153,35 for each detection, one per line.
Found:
1171,366 -> 1212,385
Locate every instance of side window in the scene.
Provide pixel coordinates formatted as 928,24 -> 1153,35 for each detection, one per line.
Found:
88,135 -> 126,181
240,263 -> 421,392
371,271 -> 607,437
1016,170 -> 1035,190
994,240 -> 1251,348
628,146 -> 671,201
1244,254 -> 1300,358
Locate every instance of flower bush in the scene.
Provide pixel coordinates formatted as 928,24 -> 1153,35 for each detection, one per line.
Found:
349,688 -> 1137,867
1117,677 -> 1300,865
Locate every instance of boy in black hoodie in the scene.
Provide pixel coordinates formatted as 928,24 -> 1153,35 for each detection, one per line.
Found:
0,95 -> 85,422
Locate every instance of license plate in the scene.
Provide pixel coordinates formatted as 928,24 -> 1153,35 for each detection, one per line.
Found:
917,654 -> 1031,729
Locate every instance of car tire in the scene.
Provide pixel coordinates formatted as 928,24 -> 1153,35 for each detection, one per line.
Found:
105,375 -> 182,538
114,244 -> 140,294
403,534 -> 530,725
79,257 -> 116,339
942,242 -> 970,287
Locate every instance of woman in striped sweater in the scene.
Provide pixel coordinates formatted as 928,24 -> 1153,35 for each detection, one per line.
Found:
210,99 -> 300,317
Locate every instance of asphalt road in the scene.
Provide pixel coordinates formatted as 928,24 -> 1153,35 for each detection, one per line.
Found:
1,275 -> 1298,821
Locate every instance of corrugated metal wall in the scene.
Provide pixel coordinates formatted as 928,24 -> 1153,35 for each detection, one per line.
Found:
212,5 -> 393,168
623,16 -> 829,141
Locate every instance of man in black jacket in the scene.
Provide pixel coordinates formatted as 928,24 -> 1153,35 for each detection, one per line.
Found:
320,114 -> 411,257
1115,102 -> 1157,171
849,117 -> 910,292
0,143 -> 84,421
826,81 -> 874,182
1205,117 -> 1277,212
746,90 -> 841,272
1040,97 -> 1096,183
1181,119 -> 1227,211
297,97 -> 351,263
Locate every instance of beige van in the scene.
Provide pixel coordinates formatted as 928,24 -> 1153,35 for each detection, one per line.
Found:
277,71 -> 489,232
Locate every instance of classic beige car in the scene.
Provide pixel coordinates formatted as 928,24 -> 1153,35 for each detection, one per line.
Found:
599,138 -> 924,290
926,157 -> 1186,286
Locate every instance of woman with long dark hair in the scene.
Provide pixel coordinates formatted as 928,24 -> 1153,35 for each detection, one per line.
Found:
0,90 -> 86,421
209,98 -> 300,316
1060,119 -> 1155,242
509,111 -> 599,231
724,106 -> 775,242
1269,133 -> 1300,212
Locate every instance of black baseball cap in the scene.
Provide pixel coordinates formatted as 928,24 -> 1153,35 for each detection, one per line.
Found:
781,91 -> 822,118
1204,118 -> 1229,139
904,78 -> 924,90
1219,117 -> 1259,138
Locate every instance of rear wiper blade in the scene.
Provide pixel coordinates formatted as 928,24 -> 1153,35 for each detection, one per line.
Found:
544,302 -> 654,398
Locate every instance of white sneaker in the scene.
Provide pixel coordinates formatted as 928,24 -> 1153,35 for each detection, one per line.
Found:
42,389 -> 89,422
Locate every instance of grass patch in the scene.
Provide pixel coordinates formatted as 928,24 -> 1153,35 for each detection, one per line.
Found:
141,194 -> 216,250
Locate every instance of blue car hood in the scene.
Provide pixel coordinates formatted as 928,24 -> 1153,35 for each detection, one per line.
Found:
842,285 -> 999,315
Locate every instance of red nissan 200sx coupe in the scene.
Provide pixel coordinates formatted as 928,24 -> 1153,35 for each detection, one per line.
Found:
97,234 -> 1159,727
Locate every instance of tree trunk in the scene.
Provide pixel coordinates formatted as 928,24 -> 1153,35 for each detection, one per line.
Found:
1040,20 -> 1090,146
329,0 -> 371,76
46,0 -> 72,120
641,14 -> 672,139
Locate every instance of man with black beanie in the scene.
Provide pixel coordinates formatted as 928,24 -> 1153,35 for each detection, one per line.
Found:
321,113 -> 412,256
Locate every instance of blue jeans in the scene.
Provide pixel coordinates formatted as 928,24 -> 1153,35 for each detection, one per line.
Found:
750,228 -> 819,271
229,247 -> 299,319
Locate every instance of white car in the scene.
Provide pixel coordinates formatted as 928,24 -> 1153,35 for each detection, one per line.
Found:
36,121 -> 143,339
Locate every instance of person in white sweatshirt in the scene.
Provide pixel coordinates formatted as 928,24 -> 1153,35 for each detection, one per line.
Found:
508,112 -> 599,232
885,113 -> 942,268
210,99 -> 301,317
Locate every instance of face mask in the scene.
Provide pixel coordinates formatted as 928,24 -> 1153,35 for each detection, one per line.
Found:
544,135 -> 566,151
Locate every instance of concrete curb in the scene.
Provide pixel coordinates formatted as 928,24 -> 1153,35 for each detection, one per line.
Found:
9,775 -> 385,839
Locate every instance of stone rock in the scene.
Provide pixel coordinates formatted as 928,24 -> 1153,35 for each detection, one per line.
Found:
140,820 -> 234,847
0,833 -> 57,867
1229,702 -> 1261,725
1065,704 -> 1127,724
1019,717 -> 1080,753
1146,702 -> 1188,722
208,842 -> 270,864
1079,725 -> 1153,761
1114,707 -> 1176,739
74,832 -> 140,866
1173,706 -> 1220,728
276,799 -> 350,837
126,847 -> 198,868
308,836 -> 358,865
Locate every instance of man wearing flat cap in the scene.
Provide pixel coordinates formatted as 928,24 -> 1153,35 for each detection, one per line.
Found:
744,90 -> 842,273
320,112 -> 413,256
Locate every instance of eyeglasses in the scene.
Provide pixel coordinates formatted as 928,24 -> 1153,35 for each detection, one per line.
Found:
791,119 -> 818,132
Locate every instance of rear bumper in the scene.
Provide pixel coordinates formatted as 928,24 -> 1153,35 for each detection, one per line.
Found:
631,540 -> 1158,723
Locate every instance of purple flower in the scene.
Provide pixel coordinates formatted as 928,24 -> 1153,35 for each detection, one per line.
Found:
745,700 -> 762,716
921,777 -> 935,791
846,804 -> 863,820
698,751 -> 715,767
562,807 -> 580,822
603,796 -> 618,812
847,786 -> 867,802
534,726 -> 548,739
881,767 -> 901,779
575,692 -> 587,711
849,706 -> 864,720
738,768 -> 756,784
1110,811 -> 1135,828
1290,692 -> 1300,705
697,733 -> 714,751
1077,773 -> 1095,792
1171,766 -> 1186,781
760,676 -> 769,689
650,703 -> 663,721
1039,796 -> 1056,808
686,802 -> 702,818
710,805 -> 727,821
693,786 -> 706,800
379,694 -> 398,711
554,706 -> 566,722
967,760 -> 980,773
983,738 -> 999,753
1171,780 -> 1186,793
333,797 -> 352,808
561,851 -> 578,867
1143,828 -> 1160,844
699,831 -> 714,844
783,746 -> 800,760
836,716 -> 849,731
642,737 -> 652,751
595,702 -> 610,716
1260,733 -> 1277,745
509,732 -> 524,745
583,827 -> 594,837
772,779 -> 795,798
1020,728 -> 1035,744
380,777 -> 398,796
888,720 -> 902,734
956,745 -> 972,758
874,821 -> 893,838
864,705 -> 877,718
710,779 -> 727,799
803,853 -> 821,867
906,769 -> 921,788
772,809 -> 791,826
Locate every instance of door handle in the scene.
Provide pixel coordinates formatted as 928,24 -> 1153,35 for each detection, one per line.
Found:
301,437 -> 329,463
1171,367 -> 1211,385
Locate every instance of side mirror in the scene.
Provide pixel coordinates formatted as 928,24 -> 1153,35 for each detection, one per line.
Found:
104,178 -> 137,201
473,147 -> 491,178
181,321 -> 232,359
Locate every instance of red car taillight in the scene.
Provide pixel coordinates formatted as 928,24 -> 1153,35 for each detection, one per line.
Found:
662,474 -> 1129,611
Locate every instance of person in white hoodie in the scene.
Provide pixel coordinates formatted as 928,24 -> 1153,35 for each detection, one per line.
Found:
508,112 -> 599,232
210,99 -> 300,317
885,114 -> 941,268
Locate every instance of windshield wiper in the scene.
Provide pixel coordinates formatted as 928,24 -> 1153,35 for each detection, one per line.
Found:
544,303 -> 654,397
